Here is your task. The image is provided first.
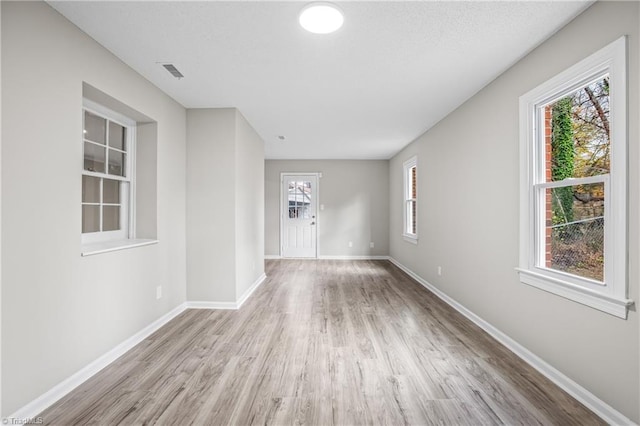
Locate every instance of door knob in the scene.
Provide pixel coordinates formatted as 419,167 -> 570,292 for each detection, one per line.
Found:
311,221 -> 316,225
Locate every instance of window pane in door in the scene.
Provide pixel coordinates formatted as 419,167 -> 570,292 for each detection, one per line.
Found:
103,206 -> 120,231
300,181 -> 311,219
84,111 -> 106,145
287,180 -> 313,219
108,150 -> 125,176
103,179 -> 120,204
300,205 -> 309,219
543,182 -> 604,282
296,182 -> 302,219
82,175 -> 100,203
108,121 -> 126,151
84,142 -> 106,173
82,205 -> 100,233
289,181 -> 298,218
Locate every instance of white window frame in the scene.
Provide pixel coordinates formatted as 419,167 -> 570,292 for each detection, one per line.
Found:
403,156 -> 418,243
517,36 -> 632,318
82,99 -> 136,246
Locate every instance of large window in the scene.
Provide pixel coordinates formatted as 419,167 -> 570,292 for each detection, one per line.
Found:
403,156 -> 417,243
518,37 -> 632,318
82,100 -> 135,245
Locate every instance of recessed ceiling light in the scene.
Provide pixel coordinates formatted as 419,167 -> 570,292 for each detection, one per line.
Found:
299,2 -> 344,34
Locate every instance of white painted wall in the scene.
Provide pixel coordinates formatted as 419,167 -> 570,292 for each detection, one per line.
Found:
389,1 -> 639,422
265,160 -> 389,258
1,2 -> 187,415
186,109 -> 265,303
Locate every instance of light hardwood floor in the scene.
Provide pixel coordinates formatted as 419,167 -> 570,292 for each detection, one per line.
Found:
39,260 -> 604,425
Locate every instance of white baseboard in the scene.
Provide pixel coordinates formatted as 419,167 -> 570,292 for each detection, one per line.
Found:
268,255 -> 390,260
187,273 -> 267,310
237,273 -> 267,308
318,255 -> 390,260
186,301 -> 238,310
387,257 -> 634,426
8,303 -> 188,421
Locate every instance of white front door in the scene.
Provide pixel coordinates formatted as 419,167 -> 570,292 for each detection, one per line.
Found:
281,174 -> 318,258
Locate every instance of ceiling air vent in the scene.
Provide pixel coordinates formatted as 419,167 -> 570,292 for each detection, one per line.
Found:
161,63 -> 184,79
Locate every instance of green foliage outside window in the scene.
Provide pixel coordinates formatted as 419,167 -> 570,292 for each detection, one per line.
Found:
551,97 -> 575,226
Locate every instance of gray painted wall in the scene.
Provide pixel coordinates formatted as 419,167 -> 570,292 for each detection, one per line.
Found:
389,2 -> 639,421
2,1 -> 187,415
235,112 -> 265,298
0,1 -> 3,416
186,109 -> 237,302
186,109 -> 265,302
265,160 -> 389,257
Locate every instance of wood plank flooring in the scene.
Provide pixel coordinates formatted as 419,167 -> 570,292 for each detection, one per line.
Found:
39,260 -> 604,425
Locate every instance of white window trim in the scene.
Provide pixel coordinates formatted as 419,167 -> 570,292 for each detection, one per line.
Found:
81,99 -> 137,248
81,239 -> 158,257
517,36 -> 633,319
403,156 -> 418,243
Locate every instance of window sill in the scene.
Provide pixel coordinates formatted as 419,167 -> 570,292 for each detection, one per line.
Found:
516,268 -> 633,319
81,239 -> 158,257
403,234 -> 418,244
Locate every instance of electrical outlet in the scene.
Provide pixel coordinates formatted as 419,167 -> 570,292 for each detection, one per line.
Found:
156,286 -> 162,299
370,242 -> 375,248
348,241 -> 353,248
437,266 -> 442,276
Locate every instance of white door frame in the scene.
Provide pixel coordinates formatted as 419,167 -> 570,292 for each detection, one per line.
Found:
280,172 -> 320,258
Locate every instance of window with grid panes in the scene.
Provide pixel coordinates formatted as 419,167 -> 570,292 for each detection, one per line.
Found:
518,37 -> 632,318
403,156 -> 417,242
82,101 -> 135,244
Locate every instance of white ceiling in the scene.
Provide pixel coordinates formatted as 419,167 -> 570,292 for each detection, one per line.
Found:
49,1 -> 592,159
